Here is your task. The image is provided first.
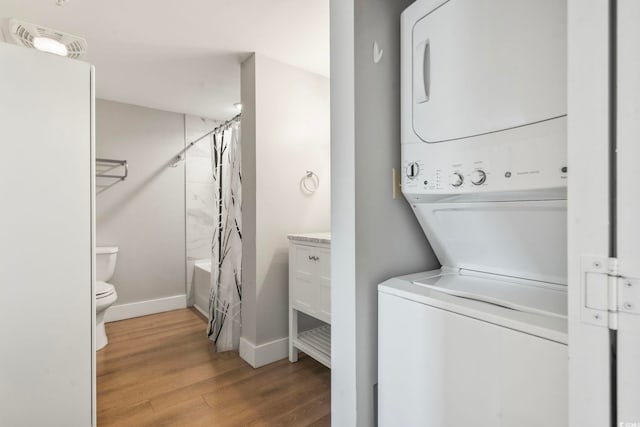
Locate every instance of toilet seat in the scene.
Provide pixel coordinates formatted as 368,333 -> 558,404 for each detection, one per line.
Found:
96,281 -> 115,299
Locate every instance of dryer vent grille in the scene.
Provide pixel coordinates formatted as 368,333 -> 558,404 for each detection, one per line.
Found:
5,19 -> 87,59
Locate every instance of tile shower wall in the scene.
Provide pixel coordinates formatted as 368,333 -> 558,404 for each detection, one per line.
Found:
185,115 -> 221,304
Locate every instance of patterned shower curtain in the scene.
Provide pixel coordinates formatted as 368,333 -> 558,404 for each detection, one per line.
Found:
207,122 -> 242,352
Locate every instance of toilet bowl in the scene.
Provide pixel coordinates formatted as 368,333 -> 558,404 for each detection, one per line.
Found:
96,246 -> 119,351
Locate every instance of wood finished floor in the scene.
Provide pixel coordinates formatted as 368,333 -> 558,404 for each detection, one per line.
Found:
97,308 -> 331,427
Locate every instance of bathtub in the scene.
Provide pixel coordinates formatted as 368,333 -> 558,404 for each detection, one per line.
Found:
193,260 -> 211,319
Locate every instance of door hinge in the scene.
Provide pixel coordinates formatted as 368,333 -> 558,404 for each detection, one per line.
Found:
581,256 -> 640,330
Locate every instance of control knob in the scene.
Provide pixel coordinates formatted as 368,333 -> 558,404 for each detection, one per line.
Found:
449,172 -> 464,187
406,162 -> 420,179
471,170 -> 487,185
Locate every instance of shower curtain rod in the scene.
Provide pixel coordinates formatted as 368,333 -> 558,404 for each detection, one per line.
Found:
170,113 -> 241,167
186,113 -> 242,150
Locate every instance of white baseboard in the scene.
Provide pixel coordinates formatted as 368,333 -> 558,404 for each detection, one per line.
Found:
193,303 -> 209,320
105,294 -> 187,322
239,336 -> 288,368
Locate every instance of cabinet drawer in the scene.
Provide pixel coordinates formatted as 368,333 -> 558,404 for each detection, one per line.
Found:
294,245 -> 323,275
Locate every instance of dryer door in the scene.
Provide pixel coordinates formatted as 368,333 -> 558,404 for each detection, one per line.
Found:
411,0 -> 566,143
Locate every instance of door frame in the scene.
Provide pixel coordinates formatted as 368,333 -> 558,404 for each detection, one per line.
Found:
567,1 -> 614,426
615,0 -> 640,423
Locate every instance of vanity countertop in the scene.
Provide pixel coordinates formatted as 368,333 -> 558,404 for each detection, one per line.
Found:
287,232 -> 331,245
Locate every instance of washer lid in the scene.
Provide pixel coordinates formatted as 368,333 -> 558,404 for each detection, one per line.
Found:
378,270 -> 568,344
413,271 -> 567,319
411,199 -> 567,285
96,281 -> 115,297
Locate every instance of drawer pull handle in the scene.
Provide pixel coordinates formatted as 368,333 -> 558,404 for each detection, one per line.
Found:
308,255 -> 320,261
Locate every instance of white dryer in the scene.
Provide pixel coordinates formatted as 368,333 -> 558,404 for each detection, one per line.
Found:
379,0 -> 568,425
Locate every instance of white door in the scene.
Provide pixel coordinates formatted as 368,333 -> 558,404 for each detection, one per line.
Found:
616,1 -> 640,423
569,1 -> 640,425
0,44 -> 95,426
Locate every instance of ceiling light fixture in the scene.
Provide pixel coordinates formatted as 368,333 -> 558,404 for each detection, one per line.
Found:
4,19 -> 88,59
33,36 -> 69,56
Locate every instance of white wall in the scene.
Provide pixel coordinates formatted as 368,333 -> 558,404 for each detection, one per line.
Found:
0,42 -> 93,426
241,54 -> 258,345
330,1 -> 358,424
330,0 -> 439,425
240,53 -> 331,365
96,99 -> 187,315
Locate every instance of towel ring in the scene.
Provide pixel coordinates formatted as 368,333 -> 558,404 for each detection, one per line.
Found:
301,170 -> 320,194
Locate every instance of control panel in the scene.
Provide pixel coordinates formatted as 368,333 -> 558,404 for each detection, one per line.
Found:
405,163 -> 497,189
401,117 -> 568,198
403,156 -> 567,194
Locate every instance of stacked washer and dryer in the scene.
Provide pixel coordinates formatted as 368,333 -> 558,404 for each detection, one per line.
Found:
378,0 -> 569,426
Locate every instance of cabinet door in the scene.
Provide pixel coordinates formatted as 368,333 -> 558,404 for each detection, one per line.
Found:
317,248 -> 332,323
292,245 -> 319,314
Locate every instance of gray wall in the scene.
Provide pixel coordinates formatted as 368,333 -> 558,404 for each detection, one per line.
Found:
241,55 -> 258,344
331,0 -> 439,425
96,99 -> 186,306
241,53 -> 331,352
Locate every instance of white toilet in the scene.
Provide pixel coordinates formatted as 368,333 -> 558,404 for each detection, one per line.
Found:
96,246 -> 119,351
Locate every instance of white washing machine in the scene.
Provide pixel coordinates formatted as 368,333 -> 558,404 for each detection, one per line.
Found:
378,270 -> 568,427
378,0 -> 568,425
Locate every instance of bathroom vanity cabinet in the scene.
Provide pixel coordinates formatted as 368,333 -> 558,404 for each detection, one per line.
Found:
288,233 -> 331,368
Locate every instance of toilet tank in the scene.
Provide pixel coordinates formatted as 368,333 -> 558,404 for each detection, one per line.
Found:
96,246 -> 118,282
